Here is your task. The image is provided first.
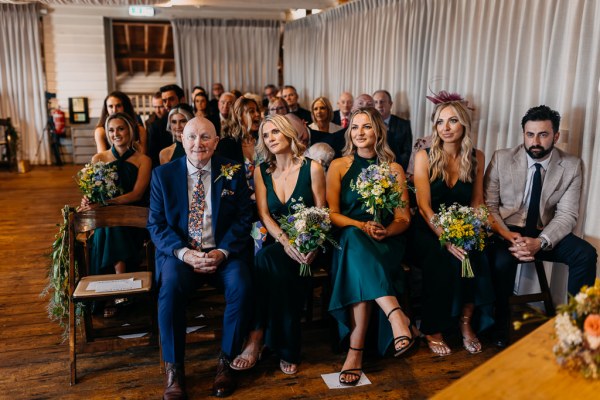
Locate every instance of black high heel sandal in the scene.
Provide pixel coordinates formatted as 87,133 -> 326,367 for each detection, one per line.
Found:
386,306 -> 419,358
339,346 -> 363,386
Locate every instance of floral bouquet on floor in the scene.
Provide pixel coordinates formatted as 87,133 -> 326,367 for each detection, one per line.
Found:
430,203 -> 490,278
76,162 -> 121,205
350,162 -> 406,223
554,279 -> 600,379
278,199 -> 338,277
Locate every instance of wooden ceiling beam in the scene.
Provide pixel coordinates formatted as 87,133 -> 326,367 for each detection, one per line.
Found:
144,24 -> 149,55
115,53 -> 174,61
160,60 -> 165,77
144,59 -> 149,77
160,25 -> 169,54
128,59 -> 134,76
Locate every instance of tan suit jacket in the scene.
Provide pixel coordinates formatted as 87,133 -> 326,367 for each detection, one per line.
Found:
484,144 -> 582,246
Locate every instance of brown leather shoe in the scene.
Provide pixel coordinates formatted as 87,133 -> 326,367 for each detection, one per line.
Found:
212,357 -> 235,397
164,362 -> 187,400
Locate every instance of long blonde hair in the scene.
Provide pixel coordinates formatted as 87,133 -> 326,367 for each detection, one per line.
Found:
342,107 -> 395,163
257,114 -> 306,173
222,97 -> 259,141
428,101 -> 476,183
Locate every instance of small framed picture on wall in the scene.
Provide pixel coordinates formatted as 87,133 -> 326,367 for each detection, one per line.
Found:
69,97 -> 89,124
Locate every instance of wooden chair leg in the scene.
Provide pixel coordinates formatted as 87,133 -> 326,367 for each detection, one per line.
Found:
534,260 -> 556,316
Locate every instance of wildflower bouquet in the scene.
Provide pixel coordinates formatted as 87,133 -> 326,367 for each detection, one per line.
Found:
554,279 -> 600,379
76,162 -> 121,205
430,203 -> 489,278
350,162 -> 405,223
278,200 -> 338,276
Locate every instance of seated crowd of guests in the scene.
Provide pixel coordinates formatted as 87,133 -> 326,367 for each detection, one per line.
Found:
82,83 -> 597,399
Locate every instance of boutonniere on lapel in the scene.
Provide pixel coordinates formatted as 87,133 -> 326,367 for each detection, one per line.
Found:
215,163 -> 241,182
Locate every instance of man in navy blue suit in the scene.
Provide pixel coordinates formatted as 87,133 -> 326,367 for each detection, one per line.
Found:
148,117 -> 254,399
373,90 -> 413,170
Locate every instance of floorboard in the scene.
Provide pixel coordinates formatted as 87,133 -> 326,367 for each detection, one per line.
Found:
0,165 -> 530,399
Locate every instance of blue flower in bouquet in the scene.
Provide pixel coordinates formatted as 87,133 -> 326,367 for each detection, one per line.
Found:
77,162 -> 122,205
278,200 -> 339,277
430,203 -> 490,278
350,162 -> 406,223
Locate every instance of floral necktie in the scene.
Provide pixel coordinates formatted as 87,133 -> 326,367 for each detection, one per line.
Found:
188,170 -> 206,250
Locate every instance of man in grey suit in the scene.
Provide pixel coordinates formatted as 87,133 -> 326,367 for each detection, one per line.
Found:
484,105 -> 597,347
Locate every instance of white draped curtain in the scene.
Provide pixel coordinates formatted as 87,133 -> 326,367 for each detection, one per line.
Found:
284,0 -> 600,241
0,3 -> 49,164
172,19 -> 281,97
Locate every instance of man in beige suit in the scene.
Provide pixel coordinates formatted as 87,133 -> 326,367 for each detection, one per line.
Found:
484,105 -> 597,347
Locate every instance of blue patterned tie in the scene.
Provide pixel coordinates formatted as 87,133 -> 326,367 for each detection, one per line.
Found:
188,170 -> 206,250
525,163 -> 542,236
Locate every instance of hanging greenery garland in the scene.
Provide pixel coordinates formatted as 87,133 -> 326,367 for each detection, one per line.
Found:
40,205 -> 82,341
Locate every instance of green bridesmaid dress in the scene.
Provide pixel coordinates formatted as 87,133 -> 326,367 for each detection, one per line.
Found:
413,150 -> 494,335
89,147 -> 147,275
328,154 -> 407,356
252,159 -> 315,364
170,140 -> 186,162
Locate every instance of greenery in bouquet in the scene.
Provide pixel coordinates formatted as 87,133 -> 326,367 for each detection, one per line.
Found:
40,205 -> 83,341
554,279 -> 600,379
278,199 -> 338,276
350,162 -> 406,223
430,203 -> 490,278
77,162 -> 121,205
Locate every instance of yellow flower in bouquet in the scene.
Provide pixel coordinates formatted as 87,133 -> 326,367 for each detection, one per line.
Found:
430,203 -> 490,277
76,162 -> 121,205
350,162 -> 406,223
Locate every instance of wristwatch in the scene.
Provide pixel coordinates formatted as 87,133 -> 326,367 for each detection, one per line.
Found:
539,236 -> 550,251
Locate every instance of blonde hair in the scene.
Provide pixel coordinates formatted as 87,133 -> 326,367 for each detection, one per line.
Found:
222,97 -> 259,141
342,107 -> 395,163
428,101 -> 476,184
257,114 -> 306,174
310,96 -> 333,125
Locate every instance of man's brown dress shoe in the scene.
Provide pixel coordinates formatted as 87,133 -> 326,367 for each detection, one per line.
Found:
164,362 -> 187,400
212,356 -> 236,397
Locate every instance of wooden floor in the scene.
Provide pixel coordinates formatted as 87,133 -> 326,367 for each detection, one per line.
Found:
0,165 -> 524,399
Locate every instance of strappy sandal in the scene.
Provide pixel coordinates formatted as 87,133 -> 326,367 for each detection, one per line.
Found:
425,336 -> 452,357
339,346 -> 363,386
231,343 -> 263,371
279,359 -> 298,375
460,316 -> 482,354
386,307 -> 418,358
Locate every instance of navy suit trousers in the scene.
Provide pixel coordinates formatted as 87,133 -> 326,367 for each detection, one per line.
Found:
158,255 -> 252,363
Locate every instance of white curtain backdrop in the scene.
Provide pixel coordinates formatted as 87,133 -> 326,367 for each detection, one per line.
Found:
172,19 -> 281,97
0,3 -> 49,164
284,0 -> 600,241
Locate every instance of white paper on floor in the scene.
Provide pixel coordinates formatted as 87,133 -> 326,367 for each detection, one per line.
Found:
186,325 -> 207,333
117,332 -> 147,339
321,372 -> 371,389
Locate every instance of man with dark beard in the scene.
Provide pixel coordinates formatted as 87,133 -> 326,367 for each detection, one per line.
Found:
484,105 -> 597,347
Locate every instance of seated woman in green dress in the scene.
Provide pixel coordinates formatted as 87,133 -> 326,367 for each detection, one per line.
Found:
326,107 -> 415,386
159,105 -> 194,165
79,112 -> 152,317
231,114 -> 326,375
413,98 -> 494,356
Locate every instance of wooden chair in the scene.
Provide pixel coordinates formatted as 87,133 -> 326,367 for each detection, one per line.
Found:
0,118 -> 16,170
68,205 -> 157,385
508,260 -> 556,341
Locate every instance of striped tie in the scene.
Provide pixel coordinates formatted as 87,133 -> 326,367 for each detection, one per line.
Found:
188,170 -> 206,250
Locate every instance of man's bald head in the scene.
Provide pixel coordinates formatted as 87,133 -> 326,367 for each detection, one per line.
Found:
182,117 -> 219,167
352,94 -> 375,112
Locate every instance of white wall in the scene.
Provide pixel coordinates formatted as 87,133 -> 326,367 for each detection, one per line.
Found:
43,7 -> 109,119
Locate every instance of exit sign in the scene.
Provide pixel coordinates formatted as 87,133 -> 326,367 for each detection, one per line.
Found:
129,6 -> 155,17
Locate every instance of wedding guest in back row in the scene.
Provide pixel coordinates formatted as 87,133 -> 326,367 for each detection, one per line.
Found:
81,112 -> 152,317
332,91 -> 354,128
282,85 -> 312,123
267,97 -> 289,117
413,95 -> 494,357
308,96 -> 345,157
159,105 -> 194,165
148,117 -> 254,399
484,105 -> 597,347
148,84 -> 186,167
373,90 -> 412,171
231,114 -> 326,375
326,107 -> 415,386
